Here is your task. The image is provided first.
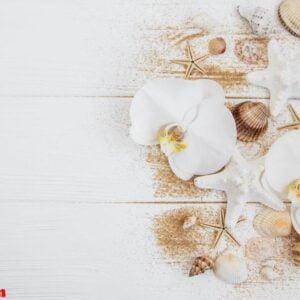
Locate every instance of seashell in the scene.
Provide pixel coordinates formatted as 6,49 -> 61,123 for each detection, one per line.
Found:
291,206 -> 300,235
189,256 -> 214,277
253,208 -> 292,237
213,253 -> 248,284
245,237 -> 278,262
130,78 -> 237,180
263,131 -> 300,197
292,241 -> 300,266
182,215 -> 197,230
231,101 -> 269,142
208,37 -> 226,55
237,5 -> 275,36
260,266 -> 280,280
234,40 -> 267,64
279,0 -> 300,38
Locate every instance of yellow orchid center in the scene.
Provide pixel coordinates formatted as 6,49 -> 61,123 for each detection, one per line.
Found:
288,179 -> 300,206
159,124 -> 188,156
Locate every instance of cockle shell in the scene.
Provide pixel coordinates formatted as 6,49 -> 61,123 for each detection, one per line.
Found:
253,208 -> 292,237
237,6 -> 275,36
130,78 -> 237,180
263,131 -> 300,197
292,241 -> 300,266
189,256 -> 214,277
279,0 -> 300,38
231,101 -> 269,142
182,215 -> 197,230
213,253 -> 248,284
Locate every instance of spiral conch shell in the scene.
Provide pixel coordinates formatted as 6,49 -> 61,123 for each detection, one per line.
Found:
189,256 -> 214,277
231,101 -> 269,142
253,208 -> 292,237
237,5 -> 275,36
279,0 -> 300,38
213,253 -> 248,284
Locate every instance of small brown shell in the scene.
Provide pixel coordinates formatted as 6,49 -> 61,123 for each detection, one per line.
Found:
279,0 -> 300,38
292,241 -> 300,266
208,38 -> 226,55
231,101 -> 269,142
189,256 -> 214,277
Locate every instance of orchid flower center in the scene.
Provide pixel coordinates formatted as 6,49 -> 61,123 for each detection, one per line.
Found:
288,179 -> 300,206
159,123 -> 187,156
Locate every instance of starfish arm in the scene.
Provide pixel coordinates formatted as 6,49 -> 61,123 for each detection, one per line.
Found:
278,121 -> 300,130
252,188 -> 286,211
289,104 -> 300,122
212,230 -> 223,248
200,223 -> 223,230
192,63 -> 205,75
171,59 -> 190,65
194,54 -> 210,62
224,191 -> 247,229
194,171 -> 228,191
224,229 -> 241,246
186,42 -> 193,60
185,63 -> 193,79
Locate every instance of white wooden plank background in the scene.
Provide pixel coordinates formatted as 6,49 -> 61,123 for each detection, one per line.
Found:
0,0 -> 300,299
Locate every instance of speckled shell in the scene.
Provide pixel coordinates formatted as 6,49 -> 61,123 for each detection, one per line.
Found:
253,208 -> 292,237
234,40 -> 267,64
279,0 -> 300,38
231,101 -> 269,142
238,6 -> 274,36
292,241 -> 300,266
189,256 -> 214,277
213,253 -> 248,284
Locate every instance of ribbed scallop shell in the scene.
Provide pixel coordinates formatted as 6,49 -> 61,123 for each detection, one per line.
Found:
253,208 -> 291,237
213,253 -> 248,284
231,101 -> 269,142
279,0 -> 300,38
292,241 -> 300,266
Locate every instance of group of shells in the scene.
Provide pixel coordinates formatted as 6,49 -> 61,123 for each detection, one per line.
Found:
189,253 -> 248,284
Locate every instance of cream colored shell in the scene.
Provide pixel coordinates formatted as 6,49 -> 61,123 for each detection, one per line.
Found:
279,0 -> 300,37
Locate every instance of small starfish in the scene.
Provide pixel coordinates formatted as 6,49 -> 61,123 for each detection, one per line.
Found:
278,103 -> 300,130
171,42 -> 209,79
200,208 -> 245,248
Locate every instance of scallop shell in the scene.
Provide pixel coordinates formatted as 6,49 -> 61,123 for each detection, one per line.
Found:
231,101 -> 269,142
189,256 -> 214,277
234,40 -> 267,64
238,5 -> 274,36
279,0 -> 300,38
213,253 -> 248,284
208,38 -> 226,55
292,241 -> 300,266
253,208 -> 292,237
245,237 -> 278,262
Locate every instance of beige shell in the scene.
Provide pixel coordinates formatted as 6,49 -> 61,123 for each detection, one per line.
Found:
189,256 -> 214,277
245,237 -> 278,262
213,253 -> 248,284
231,101 -> 269,142
234,40 -> 267,64
253,208 -> 292,237
182,215 -> 197,230
279,0 -> 300,38
292,241 -> 300,266
260,266 -> 280,280
208,38 -> 226,55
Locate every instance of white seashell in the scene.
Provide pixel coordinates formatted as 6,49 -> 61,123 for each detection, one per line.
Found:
253,208 -> 291,237
263,131 -> 300,197
237,5 -> 275,36
213,253 -> 248,284
130,78 -> 237,180
260,266 -> 280,280
182,215 -> 197,230
245,237 -> 278,262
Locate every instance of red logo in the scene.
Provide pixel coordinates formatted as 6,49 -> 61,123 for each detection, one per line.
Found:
0,289 -> 6,297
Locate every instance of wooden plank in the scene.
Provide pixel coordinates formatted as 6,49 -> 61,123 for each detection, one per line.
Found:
0,202 -> 298,299
0,0 -> 299,97
0,97 -> 298,203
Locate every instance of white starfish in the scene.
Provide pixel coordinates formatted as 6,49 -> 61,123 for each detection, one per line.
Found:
247,40 -> 300,117
194,150 -> 286,229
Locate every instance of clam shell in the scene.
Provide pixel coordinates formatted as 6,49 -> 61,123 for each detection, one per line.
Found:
231,101 -> 269,142
279,0 -> 300,38
245,237 -> 278,262
238,6 -> 274,36
292,241 -> 300,266
253,208 -> 291,237
213,253 -> 248,284
208,38 -> 226,55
